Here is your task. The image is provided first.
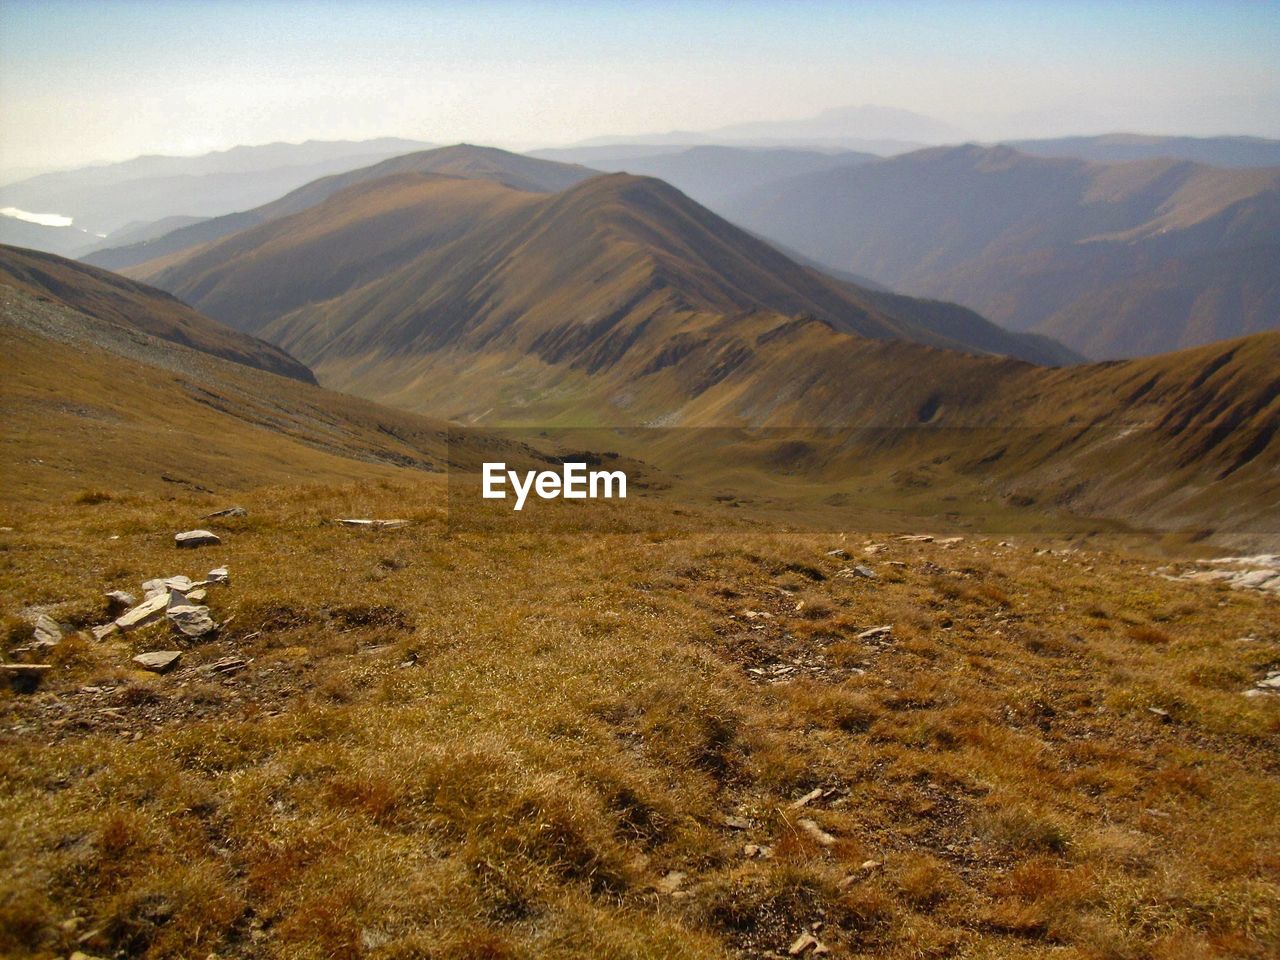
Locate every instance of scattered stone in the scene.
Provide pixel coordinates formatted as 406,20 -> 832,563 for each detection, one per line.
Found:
32,614 -> 63,648
142,579 -> 167,599
837,564 -> 877,580
857,625 -> 893,642
937,536 -> 965,545
175,530 -> 221,549
797,818 -> 836,847
187,588 -> 207,602
133,650 -> 182,673
167,605 -> 218,639
1147,707 -> 1171,722
207,567 -> 230,585
105,590 -> 135,614
859,859 -> 882,872
788,932 -> 828,955
896,534 -> 933,543
205,656 -> 248,675
114,593 -> 170,632
790,788 -> 824,809
2,663 -> 52,693
723,815 -> 753,830
334,518 -> 409,529
91,623 -> 119,642
657,870 -> 686,894
825,549 -> 849,559
202,506 -> 247,519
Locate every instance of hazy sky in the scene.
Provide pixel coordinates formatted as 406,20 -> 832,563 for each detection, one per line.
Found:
2,0 -> 1278,174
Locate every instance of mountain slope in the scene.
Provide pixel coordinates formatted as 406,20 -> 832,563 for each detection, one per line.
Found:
85,145 -> 598,273
130,157 -> 1074,389
721,144 -> 1280,358
0,244 -> 315,383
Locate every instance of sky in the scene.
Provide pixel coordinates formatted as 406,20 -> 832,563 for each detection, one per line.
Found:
1,0 -> 1278,175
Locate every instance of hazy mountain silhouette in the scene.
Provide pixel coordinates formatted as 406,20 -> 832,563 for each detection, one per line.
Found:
720,144 -> 1280,358
1005,134 -> 1280,168
0,138 -> 432,239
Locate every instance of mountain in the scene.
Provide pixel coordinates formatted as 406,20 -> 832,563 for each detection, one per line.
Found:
527,145 -> 874,207
122,148 -> 1074,398
1006,133 -> 1280,168
83,144 -> 598,273
720,144 -> 1280,358
0,138 -> 432,241
0,244 -> 314,383
0,213 -> 101,258
568,104 -> 954,153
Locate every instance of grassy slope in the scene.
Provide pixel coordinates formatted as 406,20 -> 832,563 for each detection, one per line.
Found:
132,156 -> 1073,366
2,270 -> 1279,959
0,244 -> 315,384
2,479 -> 1278,959
0,285 -> 469,502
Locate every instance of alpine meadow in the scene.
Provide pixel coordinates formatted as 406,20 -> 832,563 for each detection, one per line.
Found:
2,3 -> 1278,959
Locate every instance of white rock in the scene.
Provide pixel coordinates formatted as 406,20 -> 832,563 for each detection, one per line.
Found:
167,604 -> 218,639
797,818 -> 836,846
857,625 -> 893,641
175,530 -> 220,548
114,593 -> 169,631
334,518 -> 409,529
32,614 -> 62,647
133,650 -> 182,673
207,567 -> 230,585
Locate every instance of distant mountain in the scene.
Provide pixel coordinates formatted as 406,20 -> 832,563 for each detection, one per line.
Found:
84,144 -> 597,273
0,138 -> 432,240
0,214 -> 101,258
121,146 -> 1072,432
0,243 -> 313,383
1006,134 -> 1280,168
720,144 -> 1280,358
565,104 -> 946,154
527,145 -> 873,207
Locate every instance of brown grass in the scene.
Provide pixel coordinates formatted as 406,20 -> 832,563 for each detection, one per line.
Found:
1,478 -> 1278,959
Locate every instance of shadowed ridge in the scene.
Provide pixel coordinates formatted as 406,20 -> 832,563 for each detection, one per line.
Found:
0,243 -> 316,384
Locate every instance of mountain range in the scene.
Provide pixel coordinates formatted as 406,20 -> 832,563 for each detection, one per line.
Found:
0,138 -> 433,254
111,147 -> 1074,412
719,144 -> 1280,358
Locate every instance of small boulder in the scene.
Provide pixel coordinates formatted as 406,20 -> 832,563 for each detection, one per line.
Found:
133,650 -> 182,673
114,593 -> 169,631
167,605 -> 218,639
858,625 -> 893,642
175,530 -> 221,549
32,614 -> 63,648
207,567 -> 230,586
797,818 -> 836,847
202,506 -> 247,519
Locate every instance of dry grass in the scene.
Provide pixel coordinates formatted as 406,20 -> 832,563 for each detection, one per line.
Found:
1,479 -> 1278,959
